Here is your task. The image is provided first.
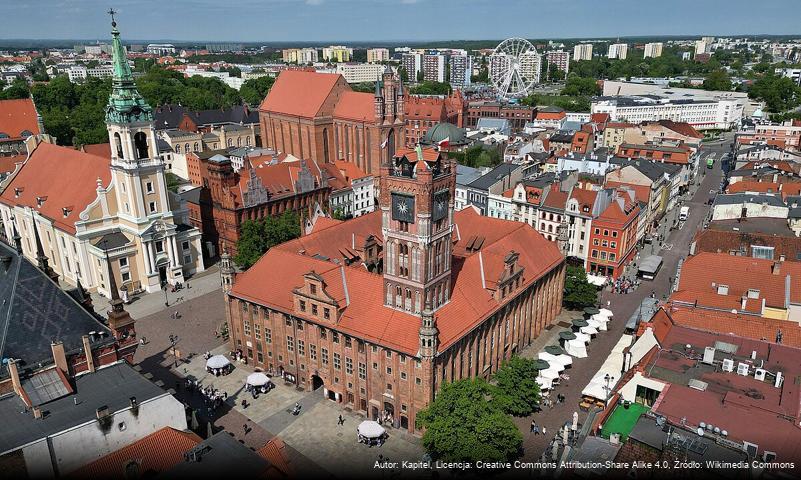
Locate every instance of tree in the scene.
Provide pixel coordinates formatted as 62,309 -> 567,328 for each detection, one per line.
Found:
492,356 -> 541,416
349,82 -> 376,93
0,79 -> 30,100
417,379 -> 523,463
240,75 -> 275,106
398,66 -> 409,83
234,211 -> 301,269
562,76 -> 600,96
748,73 -> 801,112
563,265 -> 599,309
409,81 -> 452,95
165,172 -> 182,193
449,144 -> 501,169
702,69 -> 732,91
416,70 -> 424,82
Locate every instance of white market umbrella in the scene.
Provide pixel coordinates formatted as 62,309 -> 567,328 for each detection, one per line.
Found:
358,420 -> 386,439
206,355 -> 230,369
580,325 -> 599,336
592,313 -> 610,323
599,308 -> 613,318
536,376 -> 552,390
575,332 -> 591,344
555,353 -> 573,367
538,353 -> 566,371
540,368 -> 560,381
565,339 -> 587,358
246,372 -> 270,387
586,318 -> 602,329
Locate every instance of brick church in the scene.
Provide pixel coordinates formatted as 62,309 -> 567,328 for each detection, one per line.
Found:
222,146 -> 566,432
259,67 -> 404,176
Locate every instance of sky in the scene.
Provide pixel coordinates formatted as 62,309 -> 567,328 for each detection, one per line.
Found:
3,0 -> 799,43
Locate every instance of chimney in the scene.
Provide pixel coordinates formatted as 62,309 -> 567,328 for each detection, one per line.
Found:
82,335 -> 95,373
96,405 -> 109,420
51,341 -> 68,374
33,407 -> 43,419
741,295 -> 748,310
772,262 -> 781,275
8,359 -> 22,397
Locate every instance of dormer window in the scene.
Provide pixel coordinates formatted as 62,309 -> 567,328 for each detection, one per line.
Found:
62,207 -> 72,218
36,196 -> 47,207
14,187 -> 22,198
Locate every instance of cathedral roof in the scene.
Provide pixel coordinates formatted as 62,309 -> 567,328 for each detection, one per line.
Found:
332,91 -> 375,122
0,98 -> 41,141
0,142 -> 111,234
230,207 -> 564,355
259,70 -> 343,118
105,20 -> 152,124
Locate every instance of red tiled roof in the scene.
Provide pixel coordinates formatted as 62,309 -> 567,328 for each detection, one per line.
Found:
0,142 -> 110,234
670,290 -> 763,314
394,146 -> 441,162
332,160 -> 369,181
231,208 -> 563,354
332,91 -> 375,122
81,142 -> 111,159
655,120 -> 703,139
0,98 -> 40,140
69,427 -> 201,478
692,228 -> 801,260
535,111 -> 566,121
259,70 -> 342,118
605,180 -> 650,204
569,187 -> 597,212
678,252 -> 801,309
0,153 -> 25,174
542,184 -> 568,209
307,216 -> 343,234
237,155 -> 326,203
256,438 -> 292,477
590,113 -> 610,124
727,180 -> 782,195
665,304 -> 801,347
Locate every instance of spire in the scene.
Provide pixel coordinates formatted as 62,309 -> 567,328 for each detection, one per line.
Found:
105,11 -> 153,124
102,240 -> 125,314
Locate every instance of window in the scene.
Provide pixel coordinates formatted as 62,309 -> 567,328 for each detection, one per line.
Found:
358,362 -> 366,379
346,357 -> 353,374
321,348 -> 329,365
594,228 -> 600,234
254,324 -> 261,340
310,344 -> 317,360
333,352 -> 341,370
603,229 -> 609,236
149,202 -> 157,213
345,336 -> 352,348
119,257 -> 128,268
121,271 -> 131,282
319,328 -> 327,340
265,328 -> 271,344
286,336 -> 294,352
386,366 -> 392,375
310,284 -> 317,295
612,231 -> 618,238
311,304 -> 318,316
299,300 -> 306,312
324,308 -> 330,320
182,241 -> 190,251
593,239 -> 599,246
415,377 -> 422,385
610,242 -> 617,249
155,241 -> 164,253
297,340 -> 305,356
592,249 -> 598,258
243,320 -> 251,337
145,181 -> 153,193
752,245 -> 775,260
332,332 -> 339,344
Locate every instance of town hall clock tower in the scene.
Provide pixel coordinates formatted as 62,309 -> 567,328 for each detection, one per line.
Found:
379,147 -> 456,315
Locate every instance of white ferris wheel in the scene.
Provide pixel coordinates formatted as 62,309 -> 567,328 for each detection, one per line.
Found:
489,37 -> 539,99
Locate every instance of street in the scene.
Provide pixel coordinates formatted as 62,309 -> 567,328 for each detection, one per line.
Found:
515,138 -> 727,460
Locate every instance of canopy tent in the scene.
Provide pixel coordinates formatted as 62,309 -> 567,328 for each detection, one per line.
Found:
582,377 -> 616,401
629,328 -> 659,366
206,355 -> 230,369
574,332 -> 591,344
540,367 -> 561,381
246,372 -> 270,387
599,308 -> 613,318
580,325 -> 599,335
554,353 -> 573,367
586,274 -> 608,286
581,335 -> 632,399
565,339 -> 587,358
357,420 -> 386,439
586,318 -> 602,329
536,377 -> 553,390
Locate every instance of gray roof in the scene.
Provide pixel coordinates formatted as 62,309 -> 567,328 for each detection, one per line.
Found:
455,164 -> 484,187
713,193 -> 786,208
709,218 -> 796,235
0,362 -> 167,454
0,242 -> 111,371
154,104 -> 258,130
621,159 -> 680,182
549,132 -> 574,143
467,163 -> 519,191
160,431 -> 272,478
92,231 -> 131,250
787,195 -> 801,218
180,186 -> 202,205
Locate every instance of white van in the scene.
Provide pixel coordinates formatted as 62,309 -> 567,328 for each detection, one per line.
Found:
679,206 -> 689,221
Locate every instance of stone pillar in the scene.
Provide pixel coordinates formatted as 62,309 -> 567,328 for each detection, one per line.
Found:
145,241 -> 155,274
171,236 -> 180,265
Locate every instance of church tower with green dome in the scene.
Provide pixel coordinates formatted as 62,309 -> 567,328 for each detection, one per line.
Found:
105,10 -> 158,165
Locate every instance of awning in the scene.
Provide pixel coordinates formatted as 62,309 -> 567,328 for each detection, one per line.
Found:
586,274 -> 608,286
638,255 -> 663,274
206,355 -> 230,369
586,318 -> 603,329
358,420 -> 386,439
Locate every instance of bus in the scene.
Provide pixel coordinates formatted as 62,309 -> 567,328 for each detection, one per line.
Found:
707,156 -> 714,169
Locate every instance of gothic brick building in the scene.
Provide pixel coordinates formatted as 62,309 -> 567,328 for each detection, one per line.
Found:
258,68 -> 404,176
222,146 -> 566,432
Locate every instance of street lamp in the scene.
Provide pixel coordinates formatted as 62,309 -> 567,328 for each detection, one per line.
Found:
604,373 -> 612,408
169,334 -> 179,367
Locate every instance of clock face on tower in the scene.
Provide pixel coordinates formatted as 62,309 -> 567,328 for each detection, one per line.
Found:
433,190 -> 449,222
391,193 -> 415,223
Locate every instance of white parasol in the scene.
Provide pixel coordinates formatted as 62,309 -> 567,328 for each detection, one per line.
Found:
565,339 -> 587,358
575,332 -> 591,344
599,308 -> 613,318
586,318 -> 602,329
538,353 -> 566,372
540,367 -> 561,380
246,372 -> 270,387
580,325 -> 599,335
206,355 -> 230,369
535,376 -> 552,390
358,420 -> 386,439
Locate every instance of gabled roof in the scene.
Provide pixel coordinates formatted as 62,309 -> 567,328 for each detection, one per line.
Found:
80,142 -> 111,159
0,142 -> 111,234
332,91 -> 375,122
259,70 -> 343,118
0,98 -> 40,140
654,119 -> 703,139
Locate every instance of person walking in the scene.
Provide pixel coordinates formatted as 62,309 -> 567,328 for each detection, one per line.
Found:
530,420 -> 536,433
338,414 -> 345,426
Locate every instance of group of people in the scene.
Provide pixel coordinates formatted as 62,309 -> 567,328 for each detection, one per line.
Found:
185,378 -> 227,413
232,350 -> 248,365
376,410 -> 394,427
610,276 -> 638,295
245,382 -> 274,399
358,432 -> 386,447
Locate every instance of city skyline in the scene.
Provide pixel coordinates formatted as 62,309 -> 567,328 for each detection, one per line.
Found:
4,0 -> 800,43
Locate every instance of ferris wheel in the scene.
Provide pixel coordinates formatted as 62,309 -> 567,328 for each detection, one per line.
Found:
489,37 -> 539,99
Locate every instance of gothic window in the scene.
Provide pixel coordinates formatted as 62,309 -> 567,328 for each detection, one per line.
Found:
134,132 -> 149,159
175,144 -> 181,154
415,291 -> 421,313
227,138 -> 233,147
395,285 -> 402,307
194,142 -> 199,151
114,132 -> 123,158
411,247 -> 420,281
237,137 -> 242,147
398,243 -> 409,277
386,283 -> 392,305
246,136 -> 251,146
184,143 -> 190,153
405,289 -> 412,311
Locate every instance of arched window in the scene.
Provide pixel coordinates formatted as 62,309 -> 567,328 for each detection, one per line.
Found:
322,128 -> 330,163
114,132 -> 123,158
395,286 -> 402,307
175,144 -> 181,154
194,142 -> 199,151
386,284 -> 392,305
246,136 -> 251,146
237,137 -> 242,147
184,143 -> 190,153
227,138 -> 233,147
133,132 -> 148,159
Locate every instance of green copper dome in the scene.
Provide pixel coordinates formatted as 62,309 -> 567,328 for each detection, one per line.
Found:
421,122 -> 468,146
105,18 -> 153,124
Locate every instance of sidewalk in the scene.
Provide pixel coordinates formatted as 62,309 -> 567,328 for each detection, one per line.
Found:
89,264 -> 222,319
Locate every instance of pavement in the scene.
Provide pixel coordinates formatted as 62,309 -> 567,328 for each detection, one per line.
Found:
512,141 -> 727,462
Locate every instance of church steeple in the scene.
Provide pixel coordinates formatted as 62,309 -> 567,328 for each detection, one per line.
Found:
105,10 -> 152,125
